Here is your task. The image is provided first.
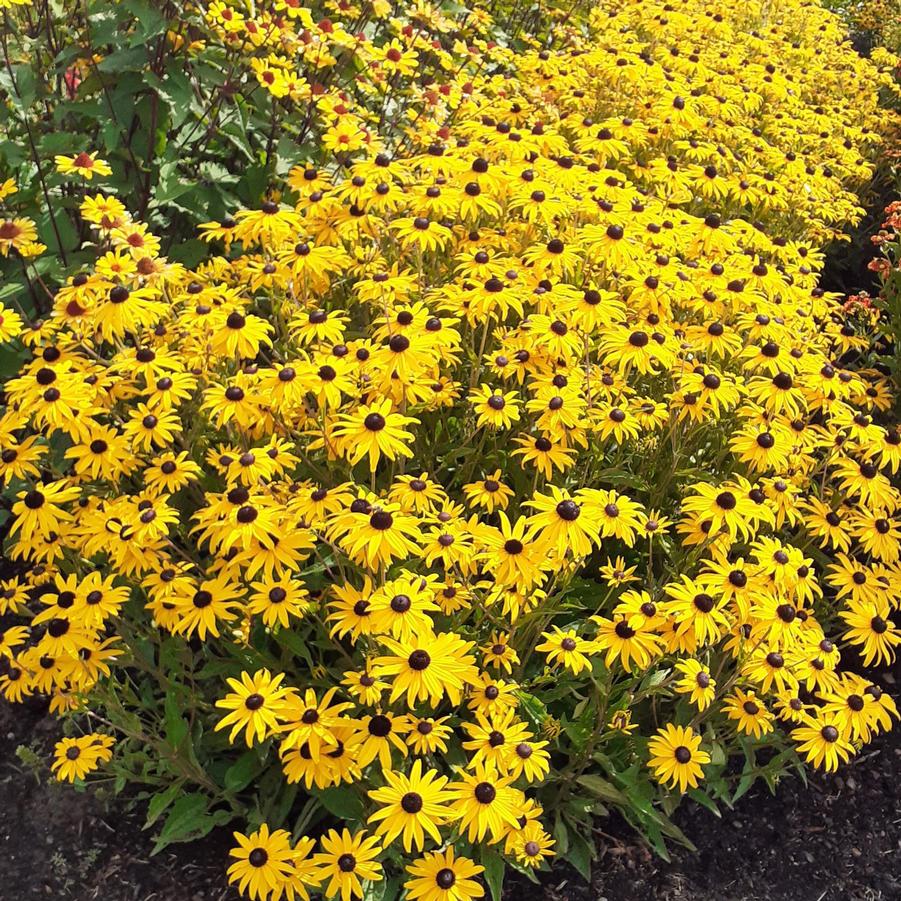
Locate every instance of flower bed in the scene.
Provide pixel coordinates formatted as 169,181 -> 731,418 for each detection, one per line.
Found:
0,1 -> 900,899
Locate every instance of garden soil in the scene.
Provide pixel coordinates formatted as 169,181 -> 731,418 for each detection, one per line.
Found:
2,657 -> 899,901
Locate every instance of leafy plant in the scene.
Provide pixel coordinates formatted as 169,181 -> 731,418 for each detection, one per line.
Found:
0,1 -> 900,900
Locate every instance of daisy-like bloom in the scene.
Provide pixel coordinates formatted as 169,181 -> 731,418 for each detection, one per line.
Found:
839,600 -> 901,665
470,384 -> 521,430
246,576 -> 311,628
592,614 -> 663,672
312,828 -> 382,901
0,625 -> 28,659
279,687 -> 353,759
749,592 -> 807,648
368,575 -> 439,642
478,513 -> 549,590
342,667 -> 388,707
607,708 -> 639,735
647,723 -> 710,792
10,481 -> 81,542
680,482 -> 759,540
672,658 -> 716,710
462,470 -> 514,513
332,398 -> 418,472
281,836 -> 319,901
790,714 -> 856,772
742,647 -> 798,694
461,707 -> 533,772
55,151 -> 112,179
723,688 -> 775,738
467,673 -> 519,717
512,432 -> 576,477
233,201 -> 303,248
0,304 -> 24,341
51,734 -> 114,782
526,487 -> 602,558
373,631 -> 480,707
600,557 -> 641,589
535,627 -> 596,675
392,216 -> 452,253
510,819 -> 556,868
355,711 -> 411,770
389,473 -> 446,514
227,824 -> 296,901
834,455 -> 898,512
367,759 -> 452,851
403,847 -> 484,901
337,503 -> 422,570
819,676 -> 885,743
446,763 -> 524,843
480,631 -> 520,674
172,574 -> 244,640
505,733 -> 552,784
0,215 -> 38,255
403,715 -> 453,756
210,309 -> 272,359
850,508 -> 901,563
214,669 -> 291,746
663,576 -> 731,646
327,577 -> 377,641
581,488 -> 645,547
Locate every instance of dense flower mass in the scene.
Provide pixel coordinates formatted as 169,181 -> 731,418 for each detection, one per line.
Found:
0,0 -> 900,898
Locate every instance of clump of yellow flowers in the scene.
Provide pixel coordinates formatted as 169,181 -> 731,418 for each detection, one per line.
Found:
1,0 -> 900,898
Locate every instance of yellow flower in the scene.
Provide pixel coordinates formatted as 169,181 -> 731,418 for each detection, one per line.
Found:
647,723 -> 710,792
55,151 -> 112,179
51,734 -> 114,782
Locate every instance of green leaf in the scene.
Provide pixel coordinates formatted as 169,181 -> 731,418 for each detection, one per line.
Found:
122,0 -> 169,44
552,814 -> 569,856
315,784 -> 364,821
97,47 -> 148,74
479,848 -> 505,901
687,788 -> 720,817
144,781 -> 183,828
152,793 -> 208,852
147,64 -> 196,130
224,750 -> 262,793
515,690 -> 548,730
577,774 -> 629,806
709,741 -> 727,767
564,831 -> 594,882
39,132 -> 87,155
164,692 -> 189,751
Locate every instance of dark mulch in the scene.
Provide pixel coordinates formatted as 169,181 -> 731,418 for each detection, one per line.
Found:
514,662 -> 901,901
0,700 -> 238,901
2,662 -> 899,901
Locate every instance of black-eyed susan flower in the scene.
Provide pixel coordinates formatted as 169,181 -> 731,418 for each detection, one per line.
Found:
227,824 -> 298,901
723,688 -> 775,738
403,847 -> 484,901
647,723 -> 710,792
215,669 -> 291,746
790,714 -> 855,772
535,627 -> 596,676
839,600 -> 901,665
373,631 -> 480,707
673,658 -> 716,710
367,759 -> 452,851
446,763 -> 524,843
526,487 -> 601,558
313,828 -> 382,901
51,733 -> 114,782
592,614 -> 663,672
